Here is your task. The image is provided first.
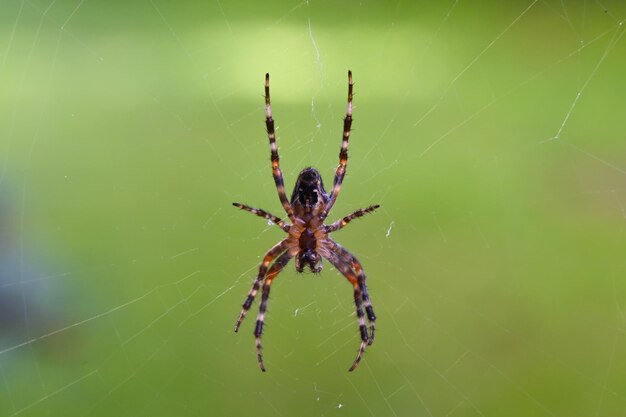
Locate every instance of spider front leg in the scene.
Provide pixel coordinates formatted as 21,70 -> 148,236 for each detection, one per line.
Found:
234,239 -> 287,333
264,73 -> 295,221
254,250 -> 294,372
321,70 -> 354,220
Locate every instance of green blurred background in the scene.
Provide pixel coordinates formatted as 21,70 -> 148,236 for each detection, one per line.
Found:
1,0 -> 626,416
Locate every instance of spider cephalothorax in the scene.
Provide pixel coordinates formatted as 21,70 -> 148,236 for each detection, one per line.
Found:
291,167 -> 328,211
233,71 -> 379,372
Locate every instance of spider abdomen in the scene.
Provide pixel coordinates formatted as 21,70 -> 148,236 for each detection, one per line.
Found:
299,229 -> 317,251
295,229 -> 323,273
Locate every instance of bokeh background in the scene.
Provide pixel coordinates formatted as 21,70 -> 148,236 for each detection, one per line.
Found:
1,0 -> 626,416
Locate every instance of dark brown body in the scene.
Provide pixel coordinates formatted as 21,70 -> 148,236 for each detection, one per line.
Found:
289,167 -> 328,273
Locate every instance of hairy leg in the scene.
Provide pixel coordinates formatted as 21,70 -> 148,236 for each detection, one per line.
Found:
254,251 -> 294,371
323,251 -> 369,371
232,202 -> 290,231
325,205 -> 380,233
325,239 -> 376,344
321,71 -> 354,220
234,239 -> 288,332
264,73 -> 294,220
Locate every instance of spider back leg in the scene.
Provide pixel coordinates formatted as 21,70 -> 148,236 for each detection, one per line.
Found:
234,239 -> 287,332
356,264 -> 376,345
254,250 -> 294,371
326,239 -> 377,344
324,251 -> 369,371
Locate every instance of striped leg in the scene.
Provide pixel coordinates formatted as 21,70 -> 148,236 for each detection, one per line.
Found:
254,251 -> 294,371
232,202 -> 290,232
325,252 -> 368,372
325,205 -> 380,233
354,263 -> 376,345
326,239 -> 377,345
265,73 -> 294,220
321,70 -> 354,220
234,239 -> 287,333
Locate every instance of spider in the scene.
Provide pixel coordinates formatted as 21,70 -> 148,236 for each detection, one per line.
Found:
233,71 -> 378,372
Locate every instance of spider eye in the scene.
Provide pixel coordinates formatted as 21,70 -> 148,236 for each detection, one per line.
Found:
296,184 -> 320,207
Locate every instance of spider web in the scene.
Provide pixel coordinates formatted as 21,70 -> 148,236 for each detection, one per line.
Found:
1,0 -> 626,416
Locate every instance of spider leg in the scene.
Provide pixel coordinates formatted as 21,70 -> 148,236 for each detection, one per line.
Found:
354,263 -> 375,346
254,250 -> 294,372
326,239 -> 377,345
321,70 -> 353,221
265,73 -> 295,221
234,239 -> 288,333
322,250 -> 369,371
232,203 -> 290,232
325,204 -> 380,233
